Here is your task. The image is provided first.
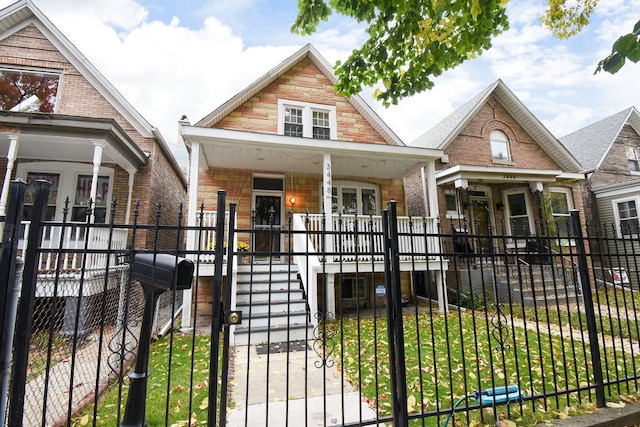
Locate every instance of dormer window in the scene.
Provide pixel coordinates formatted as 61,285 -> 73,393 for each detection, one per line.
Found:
278,100 -> 336,140
626,147 -> 640,173
490,130 -> 510,162
0,67 -> 60,113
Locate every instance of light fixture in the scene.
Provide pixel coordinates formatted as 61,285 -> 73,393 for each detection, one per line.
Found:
289,196 -> 296,206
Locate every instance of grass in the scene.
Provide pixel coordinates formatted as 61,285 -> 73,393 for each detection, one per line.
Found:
326,307 -> 640,426
72,332 -> 216,426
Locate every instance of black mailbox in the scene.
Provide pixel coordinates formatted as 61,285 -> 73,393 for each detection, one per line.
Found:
131,253 -> 194,291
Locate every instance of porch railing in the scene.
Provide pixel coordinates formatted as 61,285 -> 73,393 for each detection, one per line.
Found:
302,213 -> 439,261
19,222 -> 128,274
195,211 -> 231,264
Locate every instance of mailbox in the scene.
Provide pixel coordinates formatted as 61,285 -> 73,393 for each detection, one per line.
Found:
131,253 -> 194,291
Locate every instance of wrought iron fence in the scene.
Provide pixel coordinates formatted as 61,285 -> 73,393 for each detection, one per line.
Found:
2,185 -> 640,426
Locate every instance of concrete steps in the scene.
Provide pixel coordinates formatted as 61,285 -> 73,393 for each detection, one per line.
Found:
234,264 -> 313,345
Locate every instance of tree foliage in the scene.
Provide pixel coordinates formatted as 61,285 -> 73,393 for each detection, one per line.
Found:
292,0 -> 637,105
292,0 -> 509,106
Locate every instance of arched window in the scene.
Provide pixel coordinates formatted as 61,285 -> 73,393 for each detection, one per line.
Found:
490,130 -> 510,162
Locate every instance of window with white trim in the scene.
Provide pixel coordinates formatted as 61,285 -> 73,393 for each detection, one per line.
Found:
626,146 -> 640,173
505,190 -> 531,237
17,162 -> 114,225
278,100 -> 336,140
0,67 -> 61,113
613,197 -> 640,237
321,181 -> 379,215
490,130 -> 510,162
549,188 -> 573,237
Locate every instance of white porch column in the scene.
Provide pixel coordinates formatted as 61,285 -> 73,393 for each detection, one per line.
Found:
425,160 -> 438,218
90,142 -> 104,223
322,153 -> 335,314
0,134 -> 20,217
125,170 -> 136,224
182,140 -> 200,330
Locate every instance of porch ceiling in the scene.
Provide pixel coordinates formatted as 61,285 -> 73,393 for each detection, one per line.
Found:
435,164 -> 582,186
182,126 -> 444,180
0,113 -> 147,172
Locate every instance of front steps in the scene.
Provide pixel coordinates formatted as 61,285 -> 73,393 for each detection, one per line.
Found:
233,263 -> 314,346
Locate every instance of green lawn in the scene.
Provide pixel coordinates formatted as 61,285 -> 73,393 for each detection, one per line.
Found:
327,307 -> 640,426
72,333 -> 215,426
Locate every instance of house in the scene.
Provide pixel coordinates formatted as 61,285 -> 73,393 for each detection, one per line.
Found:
408,79 -> 586,244
406,80 -> 587,301
0,0 -> 187,334
179,44 -> 446,343
560,107 -> 640,286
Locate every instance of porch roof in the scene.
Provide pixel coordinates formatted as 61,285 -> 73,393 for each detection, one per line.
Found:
436,164 -> 584,187
0,112 -> 147,172
181,126 -> 444,180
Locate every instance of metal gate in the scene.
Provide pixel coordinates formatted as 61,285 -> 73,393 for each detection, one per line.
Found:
2,182 -> 640,426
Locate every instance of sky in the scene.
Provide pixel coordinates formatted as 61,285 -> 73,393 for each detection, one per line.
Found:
2,0 -> 639,166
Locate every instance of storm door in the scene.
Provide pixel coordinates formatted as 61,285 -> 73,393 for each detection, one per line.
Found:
470,199 -> 493,255
252,175 -> 284,261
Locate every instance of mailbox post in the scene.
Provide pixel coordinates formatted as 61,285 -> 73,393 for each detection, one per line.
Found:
120,253 -> 194,427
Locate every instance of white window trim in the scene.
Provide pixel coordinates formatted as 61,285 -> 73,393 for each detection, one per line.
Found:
503,188 -> 534,239
1,66 -> 63,114
612,195 -> 640,238
319,180 -> 380,215
548,187 -> 575,245
626,146 -> 640,176
277,99 -> 337,140
16,161 -> 115,222
490,130 -> 512,164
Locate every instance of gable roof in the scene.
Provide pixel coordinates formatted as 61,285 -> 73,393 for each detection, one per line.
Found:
196,43 -> 405,146
410,79 -> 583,173
559,107 -> 640,170
0,0 -> 186,185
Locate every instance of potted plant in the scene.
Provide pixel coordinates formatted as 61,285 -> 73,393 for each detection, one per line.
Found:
237,241 -> 250,263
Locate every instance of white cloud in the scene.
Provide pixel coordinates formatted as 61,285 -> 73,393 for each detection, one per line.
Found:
1,0 -> 638,165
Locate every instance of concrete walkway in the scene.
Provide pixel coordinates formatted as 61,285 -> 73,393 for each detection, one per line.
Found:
226,343 -> 382,426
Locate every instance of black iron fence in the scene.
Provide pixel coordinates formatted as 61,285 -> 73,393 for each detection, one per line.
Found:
1,183 -> 640,426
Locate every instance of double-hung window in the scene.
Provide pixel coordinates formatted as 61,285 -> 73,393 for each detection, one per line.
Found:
505,190 -> 531,237
278,100 -> 336,140
614,198 -> 640,237
549,188 -> 573,237
626,147 -> 640,173
490,130 -> 511,162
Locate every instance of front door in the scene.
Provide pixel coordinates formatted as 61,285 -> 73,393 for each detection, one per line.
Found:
470,199 -> 493,255
253,193 -> 283,259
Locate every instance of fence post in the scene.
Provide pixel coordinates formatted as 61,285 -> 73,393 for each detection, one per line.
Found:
383,201 -> 409,427
570,210 -> 605,408
8,179 -> 50,426
0,179 -> 27,423
208,190 -> 227,426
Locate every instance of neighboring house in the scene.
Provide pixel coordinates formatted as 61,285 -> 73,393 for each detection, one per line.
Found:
0,0 -> 187,333
407,79 -> 586,263
560,107 -> 640,285
179,44 -> 446,342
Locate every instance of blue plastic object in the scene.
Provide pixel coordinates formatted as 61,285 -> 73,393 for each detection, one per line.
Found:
473,385 -> 523,405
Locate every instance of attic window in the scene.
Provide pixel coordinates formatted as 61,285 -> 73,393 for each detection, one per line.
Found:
278,100 -> 336,140
490,130 -> 510,162
0,68 -> 60,113
626,147 -> 640,173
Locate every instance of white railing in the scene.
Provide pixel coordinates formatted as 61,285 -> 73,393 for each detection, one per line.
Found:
19,222 -> 128,272
194,211 -> 231,264
292,214 -> 321,327
302,214 -> 439,261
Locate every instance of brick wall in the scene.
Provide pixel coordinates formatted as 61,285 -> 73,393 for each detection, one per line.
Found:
590,125 -> 640,187
213,58 -> 391,145
1,24 -> 187,248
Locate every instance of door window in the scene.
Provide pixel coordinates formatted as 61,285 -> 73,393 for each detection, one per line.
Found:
506,192 -> 531,237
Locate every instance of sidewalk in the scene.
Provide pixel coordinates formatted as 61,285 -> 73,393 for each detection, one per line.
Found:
226,342 -> 381,426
